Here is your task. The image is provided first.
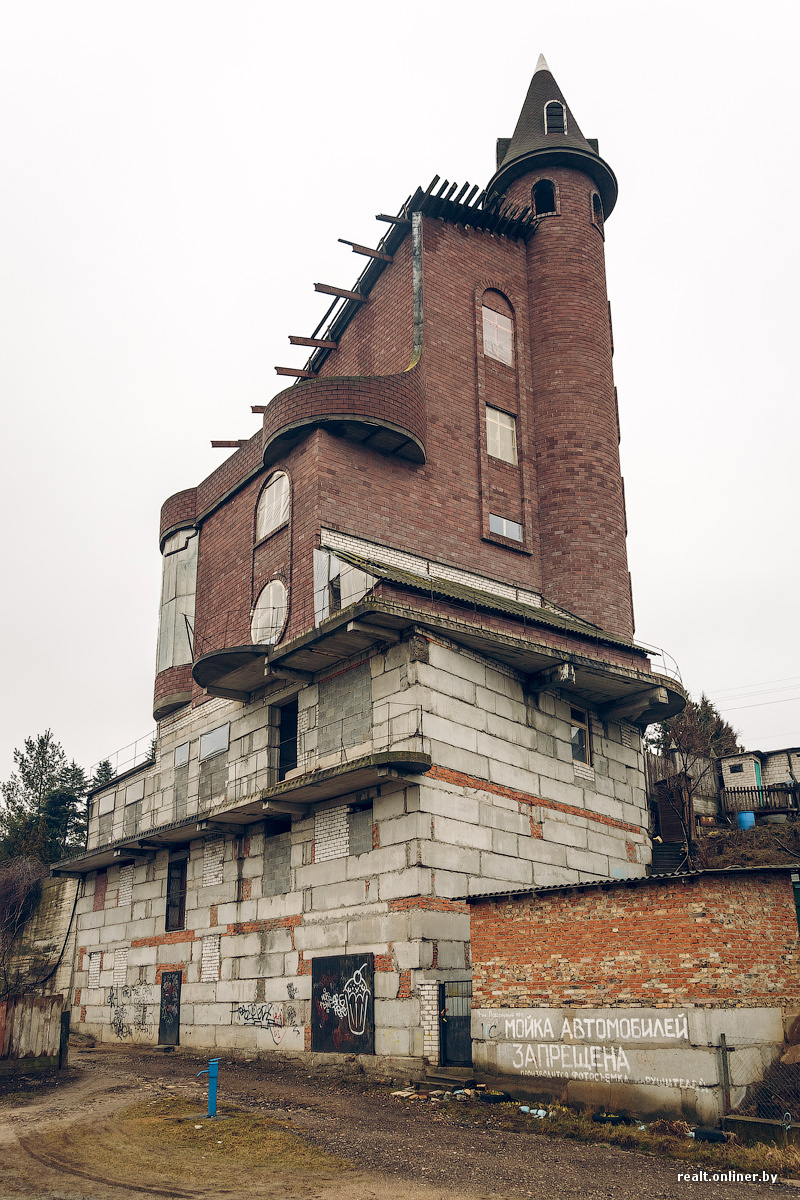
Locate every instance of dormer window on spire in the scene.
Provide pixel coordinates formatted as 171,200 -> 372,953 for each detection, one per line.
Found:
544,100 -> 566,135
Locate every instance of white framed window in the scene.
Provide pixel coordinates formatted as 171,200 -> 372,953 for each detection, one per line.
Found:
482,306 -> 514,367
174,741 -> 189,768
486,407 -> 518,464
251,579 -> 288,645
489,513 -> 523,542
544,100 -> 567,135
256,472 -> 290,542
570,707 -> 591,766
199,724 -> 229,761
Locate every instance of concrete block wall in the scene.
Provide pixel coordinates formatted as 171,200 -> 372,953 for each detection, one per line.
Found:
76,631 -> 651,1062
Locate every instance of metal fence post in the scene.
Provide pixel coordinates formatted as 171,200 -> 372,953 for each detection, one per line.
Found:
719,1033 -> 731,1115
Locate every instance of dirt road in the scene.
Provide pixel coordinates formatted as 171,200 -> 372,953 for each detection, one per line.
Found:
0,1046 -> 793,1199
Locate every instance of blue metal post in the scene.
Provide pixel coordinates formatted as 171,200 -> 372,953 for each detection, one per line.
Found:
196,1058 -> 220,1118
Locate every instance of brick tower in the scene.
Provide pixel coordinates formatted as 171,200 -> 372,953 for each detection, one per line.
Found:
489,55 -> 632,638
61,59 -> 685,1071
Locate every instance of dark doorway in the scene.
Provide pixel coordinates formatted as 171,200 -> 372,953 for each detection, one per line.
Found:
439,980 -> 472,1066
158,971 -> 182,1045
278,698 -> 299,781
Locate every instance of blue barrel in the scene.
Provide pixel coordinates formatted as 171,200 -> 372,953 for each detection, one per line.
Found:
737,811 -> 755,831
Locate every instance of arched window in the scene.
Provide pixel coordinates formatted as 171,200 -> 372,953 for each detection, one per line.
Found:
251,579 -> 288,645
532,179 -> 556,216
481,291 -> 514,367
592,192 -> 604,233
544,100 -> 566,135
256,472 -> 290,542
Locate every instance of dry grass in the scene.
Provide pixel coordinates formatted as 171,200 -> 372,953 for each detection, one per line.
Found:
695,821 -> 800,868
24,1094 -> 351,1193
435,1098 -> 800,1178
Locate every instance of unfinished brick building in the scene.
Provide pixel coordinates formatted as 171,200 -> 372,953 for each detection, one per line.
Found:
58,56 -> 685,1068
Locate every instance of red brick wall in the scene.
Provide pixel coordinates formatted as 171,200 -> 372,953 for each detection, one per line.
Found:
153,154 -> 641,702
315,235 -> 414,378
470,872 -> 800,1009
505,167 -> 632,637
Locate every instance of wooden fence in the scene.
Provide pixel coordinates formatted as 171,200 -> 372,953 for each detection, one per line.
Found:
0,994 -> 65,1074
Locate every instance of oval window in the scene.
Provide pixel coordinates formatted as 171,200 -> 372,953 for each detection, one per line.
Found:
251,579 -> 288,645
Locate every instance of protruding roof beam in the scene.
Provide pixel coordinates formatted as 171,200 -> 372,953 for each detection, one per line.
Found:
337,239 -> 393,263
314,283 -> 367,302
289,335 -> 338,349
251,405 -> 267,414
210,440 -> 248,449
274,366 -> 317,379
376,213 -> 411,225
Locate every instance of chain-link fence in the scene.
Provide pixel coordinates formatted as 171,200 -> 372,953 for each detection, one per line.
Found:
721,1036 -> 800,1123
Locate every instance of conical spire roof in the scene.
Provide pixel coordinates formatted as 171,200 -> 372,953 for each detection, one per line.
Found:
488,57 -> 618,216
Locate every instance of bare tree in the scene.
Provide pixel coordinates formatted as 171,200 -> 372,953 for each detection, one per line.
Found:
0,858 -> 50,999
646,694 -> 742,863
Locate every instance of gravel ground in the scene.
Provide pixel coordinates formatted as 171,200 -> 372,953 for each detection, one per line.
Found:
0,1045 -> 796,1199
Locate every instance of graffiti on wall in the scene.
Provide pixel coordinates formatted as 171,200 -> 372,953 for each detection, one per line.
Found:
108,984 -> 154,1039
235,1000 -> 300,1045
481,1008 -> 703,1087
311,955 -> 374,1054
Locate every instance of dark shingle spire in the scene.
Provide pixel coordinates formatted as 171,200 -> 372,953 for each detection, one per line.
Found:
487,56 -> 618,216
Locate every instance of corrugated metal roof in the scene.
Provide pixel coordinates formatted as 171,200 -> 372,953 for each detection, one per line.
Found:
334,550 -> 643,654
462,863 -> 800,902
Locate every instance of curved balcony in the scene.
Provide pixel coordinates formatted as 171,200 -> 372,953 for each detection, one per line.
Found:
153,663 -> 194,721
262,368 -> 426,467
160,487 -> 198,549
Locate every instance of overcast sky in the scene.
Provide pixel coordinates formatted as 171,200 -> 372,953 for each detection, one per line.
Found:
1,0 -> 798,782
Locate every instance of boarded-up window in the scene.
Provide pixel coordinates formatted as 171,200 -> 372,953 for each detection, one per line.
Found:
482,305 -> 514,366
98,813 -> 112,843
112,947 -> 128,986
262,830 -> 292,898
200,934 -> 221,982
486,406 -> 518,464
156,529 -> 198,673
123,801 -> 142,837
348,805 -> 373,857
256,472 -> 290,542
202,837 -> 224,886
250,579 -> 288,645
544,100 -> 566,134
199,725 -> 229,761
118,864 -> 134,907
88,951 -> 101,988
166,859 -> 187,931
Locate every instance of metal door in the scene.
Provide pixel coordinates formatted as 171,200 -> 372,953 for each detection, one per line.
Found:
158,971 -> 182,1045
439,980 -> 472,1066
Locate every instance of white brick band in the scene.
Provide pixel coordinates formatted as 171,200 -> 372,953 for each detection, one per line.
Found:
314,805 -> 349,862
203,837 -> 224,886
201,934 -> 221,982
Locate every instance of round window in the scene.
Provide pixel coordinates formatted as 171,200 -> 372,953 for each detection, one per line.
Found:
251,579 -> 288,645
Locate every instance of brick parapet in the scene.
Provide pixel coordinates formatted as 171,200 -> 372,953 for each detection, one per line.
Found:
160,487 -> 198,545
470,872 -> 800,1009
